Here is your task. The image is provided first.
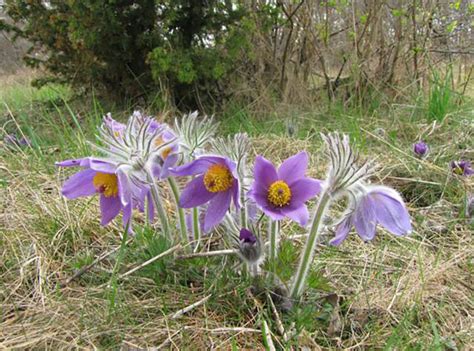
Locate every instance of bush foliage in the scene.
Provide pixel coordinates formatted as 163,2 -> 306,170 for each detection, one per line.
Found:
1,0 -> 251,107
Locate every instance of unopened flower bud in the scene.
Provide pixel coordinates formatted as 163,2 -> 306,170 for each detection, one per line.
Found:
413,141 -> 429,158
238,228 -> 262,264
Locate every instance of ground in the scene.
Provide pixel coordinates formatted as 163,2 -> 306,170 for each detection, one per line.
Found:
0,70 -> 473,350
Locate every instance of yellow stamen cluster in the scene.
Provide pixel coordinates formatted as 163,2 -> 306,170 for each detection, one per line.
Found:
203,164 -> 233,193
93,172 -> 119,198
155,136 -> 172,159
267,180 -> 291,207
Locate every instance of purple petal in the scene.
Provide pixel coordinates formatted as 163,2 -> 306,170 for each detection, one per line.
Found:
240,228 -> 256,243
56,158 -> 88,168
232,180 -> 241,209
179,175 -> 215,208
203,190 -> 232,231
287,178 -> 322,206
353,196 -> 377,241
122,203 -> 133,231
146,192 -> 155,222
61,169 -> 97,199
56,157 -> 116,173
372,192 -> 412,236
253,156 -> 278,188
88,159 -> 116,173
329,217 -> 352,246
159,154 -> 179,179
278,151 -> 308,184
170,156 -> 225,177
259,204 -> 286,221
282,205 -> 309,227
100,194 -> 122,225
116,167 -> 132,207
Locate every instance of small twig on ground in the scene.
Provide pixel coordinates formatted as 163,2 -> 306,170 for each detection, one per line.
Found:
119,244 -> 181,279
266,292 -> 288,341
182,326 -> 261,334
176,249 -> 237,260
60,238 -> 133,287
156,330 -> 181,350
170,294 -> 212,320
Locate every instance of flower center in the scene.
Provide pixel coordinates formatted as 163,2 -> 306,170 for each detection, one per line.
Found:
155,136 -> 172,159
267,180 -> 291,207
93,172 -> 119,197
203,164 -> 233,193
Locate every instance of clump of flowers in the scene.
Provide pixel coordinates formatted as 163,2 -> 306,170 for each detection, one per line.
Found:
57,112 -> 413,307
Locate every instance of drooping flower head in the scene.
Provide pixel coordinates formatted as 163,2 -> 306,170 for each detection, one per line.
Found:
413,141 -> 429,158
450,160 -> 474,176
238,228 -> 263,264
174,111 -> 218,160
321,133 -> 374,194
56,157 -> 147,228
171,156 -> 240,232
248,151 -> 321,227
330,185 -> 412,246
3,134 -> 31,148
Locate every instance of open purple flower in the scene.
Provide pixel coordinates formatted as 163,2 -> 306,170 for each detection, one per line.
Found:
248,151 -> 322,226
413,141 -> 429,158
56,157 -> 150,228
330,185 -> 412,246
170,156 -> 240,232
450,160 -> 474,176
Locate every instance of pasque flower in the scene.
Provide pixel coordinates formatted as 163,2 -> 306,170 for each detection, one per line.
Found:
450,160 -> 474,176
56,157 -> 149,227
238,228 -> 262,264
248,151 -> 322,226
413,141 -> 429,158
330,185 -> 412,245
171,155 -> 240,231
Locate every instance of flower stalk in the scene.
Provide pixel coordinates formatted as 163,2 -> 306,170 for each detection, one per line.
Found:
192,207 -> 201,251
290,189 -> 331,299
167,177 -> 188,244
268,220 -> 279,278
146,168 -> 170,239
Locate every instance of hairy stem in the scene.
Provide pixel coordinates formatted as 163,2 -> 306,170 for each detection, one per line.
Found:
268,220 -> 279,279
146,169 -> 170,239
167,177 -> 188,244
290,190 -> 332,299
192,207 -> 201,251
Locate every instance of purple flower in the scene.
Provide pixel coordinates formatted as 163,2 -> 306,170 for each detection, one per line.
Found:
238,228 -> 262,264
170,156 -> 240,231
152,127 -> 179,179
330,185 -> 412,246
413,141 -> 429,158
240,228 -> 257,243
56,157 -> 151,228
450,160 -> 474,176
248,151 -> 322,227
3,134 -> 31,147
103,113 -> 126,137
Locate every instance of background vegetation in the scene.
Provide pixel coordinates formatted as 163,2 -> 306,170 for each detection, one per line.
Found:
1,0 -> 473,349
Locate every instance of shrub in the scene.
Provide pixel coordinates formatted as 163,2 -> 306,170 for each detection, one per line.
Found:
0,0 -> 251,107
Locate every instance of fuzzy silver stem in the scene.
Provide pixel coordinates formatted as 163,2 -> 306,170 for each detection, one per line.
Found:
167,177 -> 188,245
290,189 -> 332,299
268,220 -> 279,279
192,207 -> 201,252
146,168 -> 170,239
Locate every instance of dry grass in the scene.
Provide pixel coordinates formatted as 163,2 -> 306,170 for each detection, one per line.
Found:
1,88 -> 473,349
